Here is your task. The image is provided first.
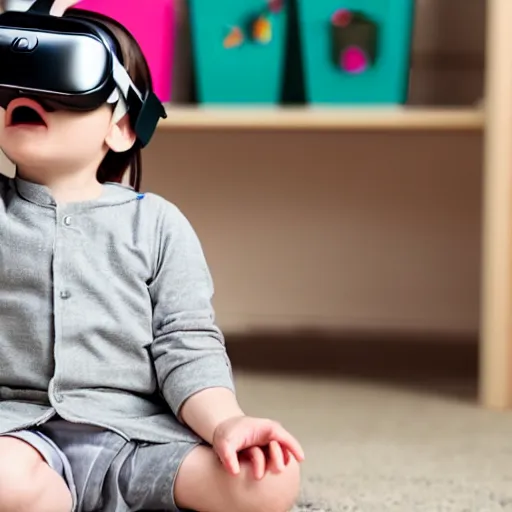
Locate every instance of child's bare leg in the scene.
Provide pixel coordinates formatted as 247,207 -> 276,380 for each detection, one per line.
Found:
175,445 -> 301,512
0,437 -> 72,512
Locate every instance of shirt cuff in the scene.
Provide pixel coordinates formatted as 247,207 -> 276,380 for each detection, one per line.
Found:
161,353 -> 235,417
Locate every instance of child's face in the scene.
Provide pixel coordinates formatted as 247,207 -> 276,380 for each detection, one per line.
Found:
0,97 -> 135,178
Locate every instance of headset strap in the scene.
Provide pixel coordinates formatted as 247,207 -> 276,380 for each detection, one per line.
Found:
27,0 -> 56,14
111,54 -> 167,146
112,55 -> 143,104
110,54 -> 142,123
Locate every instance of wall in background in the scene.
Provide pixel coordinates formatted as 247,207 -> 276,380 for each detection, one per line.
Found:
0,0 -> 486,337
408,0 -> 485,105
142,131 -> 482,336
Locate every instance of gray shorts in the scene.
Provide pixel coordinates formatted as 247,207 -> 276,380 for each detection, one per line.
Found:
3,418 -> 200,512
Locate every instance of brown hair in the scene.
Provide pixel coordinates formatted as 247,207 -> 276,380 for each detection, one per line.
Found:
66,8 -> 152,191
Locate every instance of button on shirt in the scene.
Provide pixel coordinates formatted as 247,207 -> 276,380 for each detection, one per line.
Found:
0,175 -> 234,443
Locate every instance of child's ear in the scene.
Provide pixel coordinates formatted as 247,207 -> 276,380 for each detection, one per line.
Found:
105,115 -> 137,153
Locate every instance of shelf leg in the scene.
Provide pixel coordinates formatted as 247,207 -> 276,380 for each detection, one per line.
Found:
480,0 -> 512,408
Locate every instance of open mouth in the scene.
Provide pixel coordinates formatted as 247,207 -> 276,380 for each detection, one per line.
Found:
11,106 -> 46,126
6,99 -> 48,128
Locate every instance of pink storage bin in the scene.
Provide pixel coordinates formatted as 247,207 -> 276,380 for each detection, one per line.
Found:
74,0 -> 175,103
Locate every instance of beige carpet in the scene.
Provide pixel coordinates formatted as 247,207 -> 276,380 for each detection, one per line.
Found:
234,371 -> 512,511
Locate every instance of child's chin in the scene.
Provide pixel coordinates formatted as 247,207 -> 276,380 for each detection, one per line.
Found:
9,133 -> 49,156
4,147 -> 57,171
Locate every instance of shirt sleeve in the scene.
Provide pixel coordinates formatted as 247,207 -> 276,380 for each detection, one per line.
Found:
148,201 -> 235,418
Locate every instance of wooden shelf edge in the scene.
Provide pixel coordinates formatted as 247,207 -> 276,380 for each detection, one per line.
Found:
157,106 -> 484,131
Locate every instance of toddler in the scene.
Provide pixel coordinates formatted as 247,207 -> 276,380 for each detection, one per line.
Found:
0,2 -> 304,512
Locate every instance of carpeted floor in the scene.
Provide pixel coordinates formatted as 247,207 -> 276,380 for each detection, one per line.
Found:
234,371 -> 512,511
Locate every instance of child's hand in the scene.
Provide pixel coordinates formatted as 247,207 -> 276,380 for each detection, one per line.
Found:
212,415 -> 305,480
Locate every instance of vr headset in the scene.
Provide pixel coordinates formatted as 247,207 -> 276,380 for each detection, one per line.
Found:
0,0 -> 167,147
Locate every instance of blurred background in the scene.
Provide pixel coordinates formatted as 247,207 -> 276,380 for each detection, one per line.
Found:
146,0 -> 484,386
2,0 -> 511,510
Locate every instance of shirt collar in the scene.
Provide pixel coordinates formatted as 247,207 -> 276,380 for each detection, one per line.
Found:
15,176 -> 55,206
14,175 -> 140,210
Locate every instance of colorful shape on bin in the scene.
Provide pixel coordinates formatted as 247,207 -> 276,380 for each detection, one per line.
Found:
253,15 -> 272,44
224,26 -> 244,48
268,0 -> 284,13
332,9 -> 352,27
340,45 -> 368,74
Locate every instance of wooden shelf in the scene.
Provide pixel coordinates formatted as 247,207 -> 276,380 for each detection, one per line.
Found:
158,106 -> 484,131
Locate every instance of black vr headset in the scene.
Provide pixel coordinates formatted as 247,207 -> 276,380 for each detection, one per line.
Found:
0,0 -> 167,147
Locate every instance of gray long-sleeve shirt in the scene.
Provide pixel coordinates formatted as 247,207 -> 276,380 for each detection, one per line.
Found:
0,174 -> 234,443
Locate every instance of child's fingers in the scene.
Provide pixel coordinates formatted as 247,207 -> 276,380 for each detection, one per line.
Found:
216,441 -> 241,475
247,446 -> 266,480
270,425 -> 305,462
268,440 -> 286,473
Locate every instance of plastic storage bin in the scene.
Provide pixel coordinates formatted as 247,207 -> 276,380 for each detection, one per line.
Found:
296,0 -> 415,104
189,0 -> 288,104
74,0 -> 175,103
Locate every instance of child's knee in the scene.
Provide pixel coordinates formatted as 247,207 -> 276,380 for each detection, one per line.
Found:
237,457 -> 301,512
0,462 -> 41,511
0,438 -> 71,512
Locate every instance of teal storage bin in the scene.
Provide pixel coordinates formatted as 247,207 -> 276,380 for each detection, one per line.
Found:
189,0 -> 289,104
296,0 -> 415,104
